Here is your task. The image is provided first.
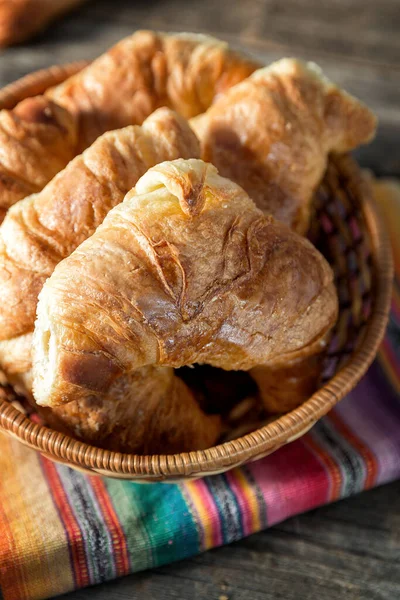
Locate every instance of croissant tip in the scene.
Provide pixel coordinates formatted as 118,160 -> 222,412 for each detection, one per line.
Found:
134,159 -> 216,218
179,162 -> 209,217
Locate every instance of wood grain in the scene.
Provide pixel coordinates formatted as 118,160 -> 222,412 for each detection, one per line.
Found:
0,0 -> 399,598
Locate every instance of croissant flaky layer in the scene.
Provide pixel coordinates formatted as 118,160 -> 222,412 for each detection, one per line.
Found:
0,97 -> 77,221
33,160 -> 338,423
47,30 -> 260,151
192,59 -> 377,234
0,108 -> 200,391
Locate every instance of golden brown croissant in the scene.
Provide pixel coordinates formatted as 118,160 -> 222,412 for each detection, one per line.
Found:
0,96 -> 77,221
191,59 -> 377,234
0,32 -> 257,216
0,0 -> 85,47
47,30 -> 260,151
0,108 -> 200,393
32,159 -> 337,453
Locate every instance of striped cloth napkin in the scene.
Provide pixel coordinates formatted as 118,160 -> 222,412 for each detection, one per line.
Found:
0,180 -> 399,600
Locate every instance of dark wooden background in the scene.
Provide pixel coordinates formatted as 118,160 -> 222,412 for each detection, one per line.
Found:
0,1 -> 399,598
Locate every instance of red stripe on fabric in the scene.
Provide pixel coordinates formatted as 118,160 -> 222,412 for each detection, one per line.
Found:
40,458 -> 90,589
327,410 -> 379,489
89,477 -> 130,577
248,438 -> 330,525
302,434 -> 343,502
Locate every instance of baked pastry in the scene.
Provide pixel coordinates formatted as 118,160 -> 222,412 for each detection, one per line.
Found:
0,0 -> 85,47
47,30 -> 260,151
36,366 -> 222,454
250,336 -> 329,413
0,108 -> 200,393
0,96 -> 77,221
32,159 -> 337,453
191,59 -> 377,234
0,31 -> 257,215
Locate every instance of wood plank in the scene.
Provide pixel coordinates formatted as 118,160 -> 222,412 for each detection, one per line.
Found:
73,0 -> 400,69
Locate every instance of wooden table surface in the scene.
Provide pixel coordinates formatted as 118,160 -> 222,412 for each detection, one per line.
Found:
0,1 -> 399,599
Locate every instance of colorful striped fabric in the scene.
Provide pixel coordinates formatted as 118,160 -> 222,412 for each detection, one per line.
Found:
0,180 -> 399,600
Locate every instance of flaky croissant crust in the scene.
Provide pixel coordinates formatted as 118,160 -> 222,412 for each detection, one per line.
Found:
47,30 -> 260,150
0,108 -> 200,402
0,108 -> 199,341
0,30 -> 259,218
0,96 -> 77,221
192,58 -> 376,234
33,159 -> 338,410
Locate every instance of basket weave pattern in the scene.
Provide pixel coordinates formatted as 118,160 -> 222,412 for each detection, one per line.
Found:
0,64 -> 393,481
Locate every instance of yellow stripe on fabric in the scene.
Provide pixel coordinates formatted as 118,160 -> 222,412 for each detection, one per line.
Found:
0,435 -> 74,600
183,480 -> 215,550
232,468 -> 262,533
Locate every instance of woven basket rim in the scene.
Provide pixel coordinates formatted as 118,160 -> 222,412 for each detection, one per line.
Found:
0,62 -> 394,478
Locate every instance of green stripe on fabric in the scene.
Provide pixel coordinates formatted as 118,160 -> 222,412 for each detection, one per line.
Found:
108,482 -> 200,568
104,479 -> 152,572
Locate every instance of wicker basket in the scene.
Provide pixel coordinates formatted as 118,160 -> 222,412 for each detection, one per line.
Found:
0,64 -> 393,481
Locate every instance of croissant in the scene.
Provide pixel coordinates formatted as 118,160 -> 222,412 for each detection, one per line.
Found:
0,31 -> 257,216
47,30 -> 260,151
191,59 -> 377,234
0,96 -> 77,221
32,159 -> 337,453
0,0 -> 85,47
0,108 -> 200,394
